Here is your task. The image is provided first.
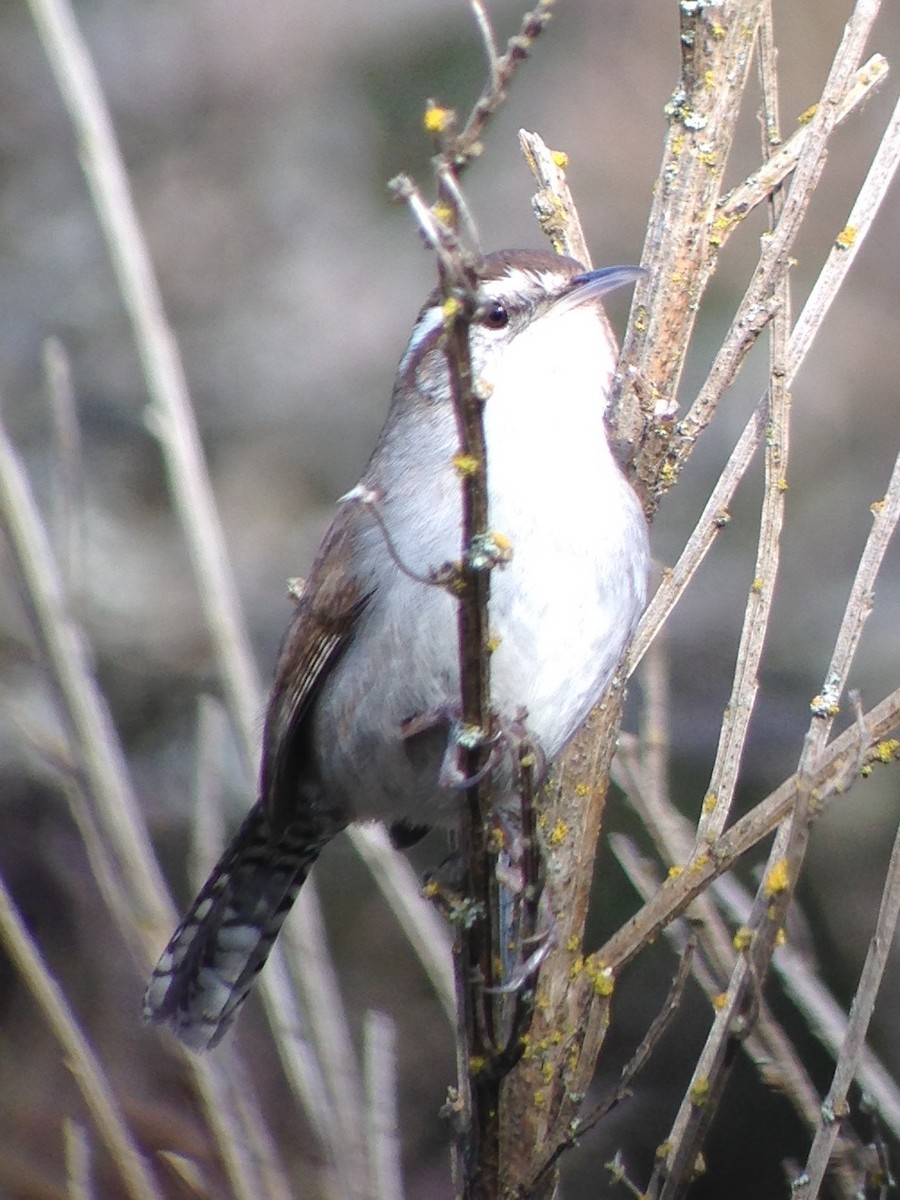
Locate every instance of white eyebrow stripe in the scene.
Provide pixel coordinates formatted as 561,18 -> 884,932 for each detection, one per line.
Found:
399,305 -> 444,371
479,267 -> 569,304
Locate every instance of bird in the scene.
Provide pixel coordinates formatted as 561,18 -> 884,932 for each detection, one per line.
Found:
144,248 -> 651,1050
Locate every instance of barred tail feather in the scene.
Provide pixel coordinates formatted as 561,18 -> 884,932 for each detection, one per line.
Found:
144,802 -> 326,1051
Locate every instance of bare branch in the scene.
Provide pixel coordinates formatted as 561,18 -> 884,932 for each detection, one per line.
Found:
596,688 -> 900,979
611,0 -> 767,480
24,0 -> 263,764
518,129 -> 591,268
717,55 -> 889,233
364,1011 -> 406,1200
0,873 -> 164,1200
795,815 -> 900,1198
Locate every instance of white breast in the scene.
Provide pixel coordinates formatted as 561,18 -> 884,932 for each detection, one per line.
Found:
311,300 -> 649,826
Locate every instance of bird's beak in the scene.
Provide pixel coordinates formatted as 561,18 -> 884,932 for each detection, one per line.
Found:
556,264 -> 647,312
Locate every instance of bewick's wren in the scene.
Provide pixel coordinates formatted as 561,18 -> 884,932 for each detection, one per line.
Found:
145,248 -> 650,1050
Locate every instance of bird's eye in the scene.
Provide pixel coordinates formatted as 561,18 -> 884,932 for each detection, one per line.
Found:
482,300 -> 509,329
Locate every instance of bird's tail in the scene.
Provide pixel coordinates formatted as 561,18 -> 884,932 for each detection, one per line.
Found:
144,801 -> 328,1051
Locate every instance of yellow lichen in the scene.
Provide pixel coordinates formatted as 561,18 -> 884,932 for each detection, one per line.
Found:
667,864 -> 684,881
442,295 -> 462,322
585,959 -> 615,997
702,792 -> 717,814
797,103 -> 818,125
487,826 -> 504,855
874,739 -> 900,764
566,934 -> 580,953
750,577 -> 764,594
423,103 -> 454,135
549,818 -> 570,846
660,462 -> 678,487
835,225 -> 858,250
452,453 -> 479,477
690,1077 -> 710,1107
733,926 -> 753,952
712,992 -> 728,1011
764,858 -> 790,896
551,149 -> 569,169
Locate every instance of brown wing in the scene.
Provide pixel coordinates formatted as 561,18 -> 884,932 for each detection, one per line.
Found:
260,504 -> 371,830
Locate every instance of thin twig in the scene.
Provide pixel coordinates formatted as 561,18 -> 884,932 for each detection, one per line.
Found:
26,10 -> 462,1192
518,129 -> 591,268
249,941 -> 348,1189
402,11 -> 563,1196
609,786 -> 825,1138
63,1120 -> 93,1200
695,10 -> 792,848
453,1 -> 558,171
364,1011 -> 406,1200
526,940 -> 697,1197
711,869 -> 900,1141
659,280 -> 896,1199
716,55 -> 889,236
25,0 -> 262,763
43,336 -> 82,599
627,65 -> 900,681
0,872 -> 164,1200
0,404 -> 292,1200
595,687 -> 900,980
611,0 -> 766,483
280,889 -> 370,1200
0,394 -> 170,938
470,1 -> 500,87
794,814 -> 900,1199
349,824 -> 456,1023
672,0 -> 885,468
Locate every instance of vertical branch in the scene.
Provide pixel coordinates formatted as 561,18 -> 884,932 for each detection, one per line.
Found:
794,816 -> 900,1198
693,0 -> 791,848
25,0 -> 263,766
394,11 -> 560,1198
653,2 -> 891,1191
612,0 -> 765,507
0,873 -> 164,1200
444,283 -> 503,1198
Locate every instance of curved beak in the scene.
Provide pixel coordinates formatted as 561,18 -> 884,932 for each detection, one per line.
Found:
566,264 -> 647,305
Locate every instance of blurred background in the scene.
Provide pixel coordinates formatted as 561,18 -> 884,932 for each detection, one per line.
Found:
0,0 -> 898,1196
